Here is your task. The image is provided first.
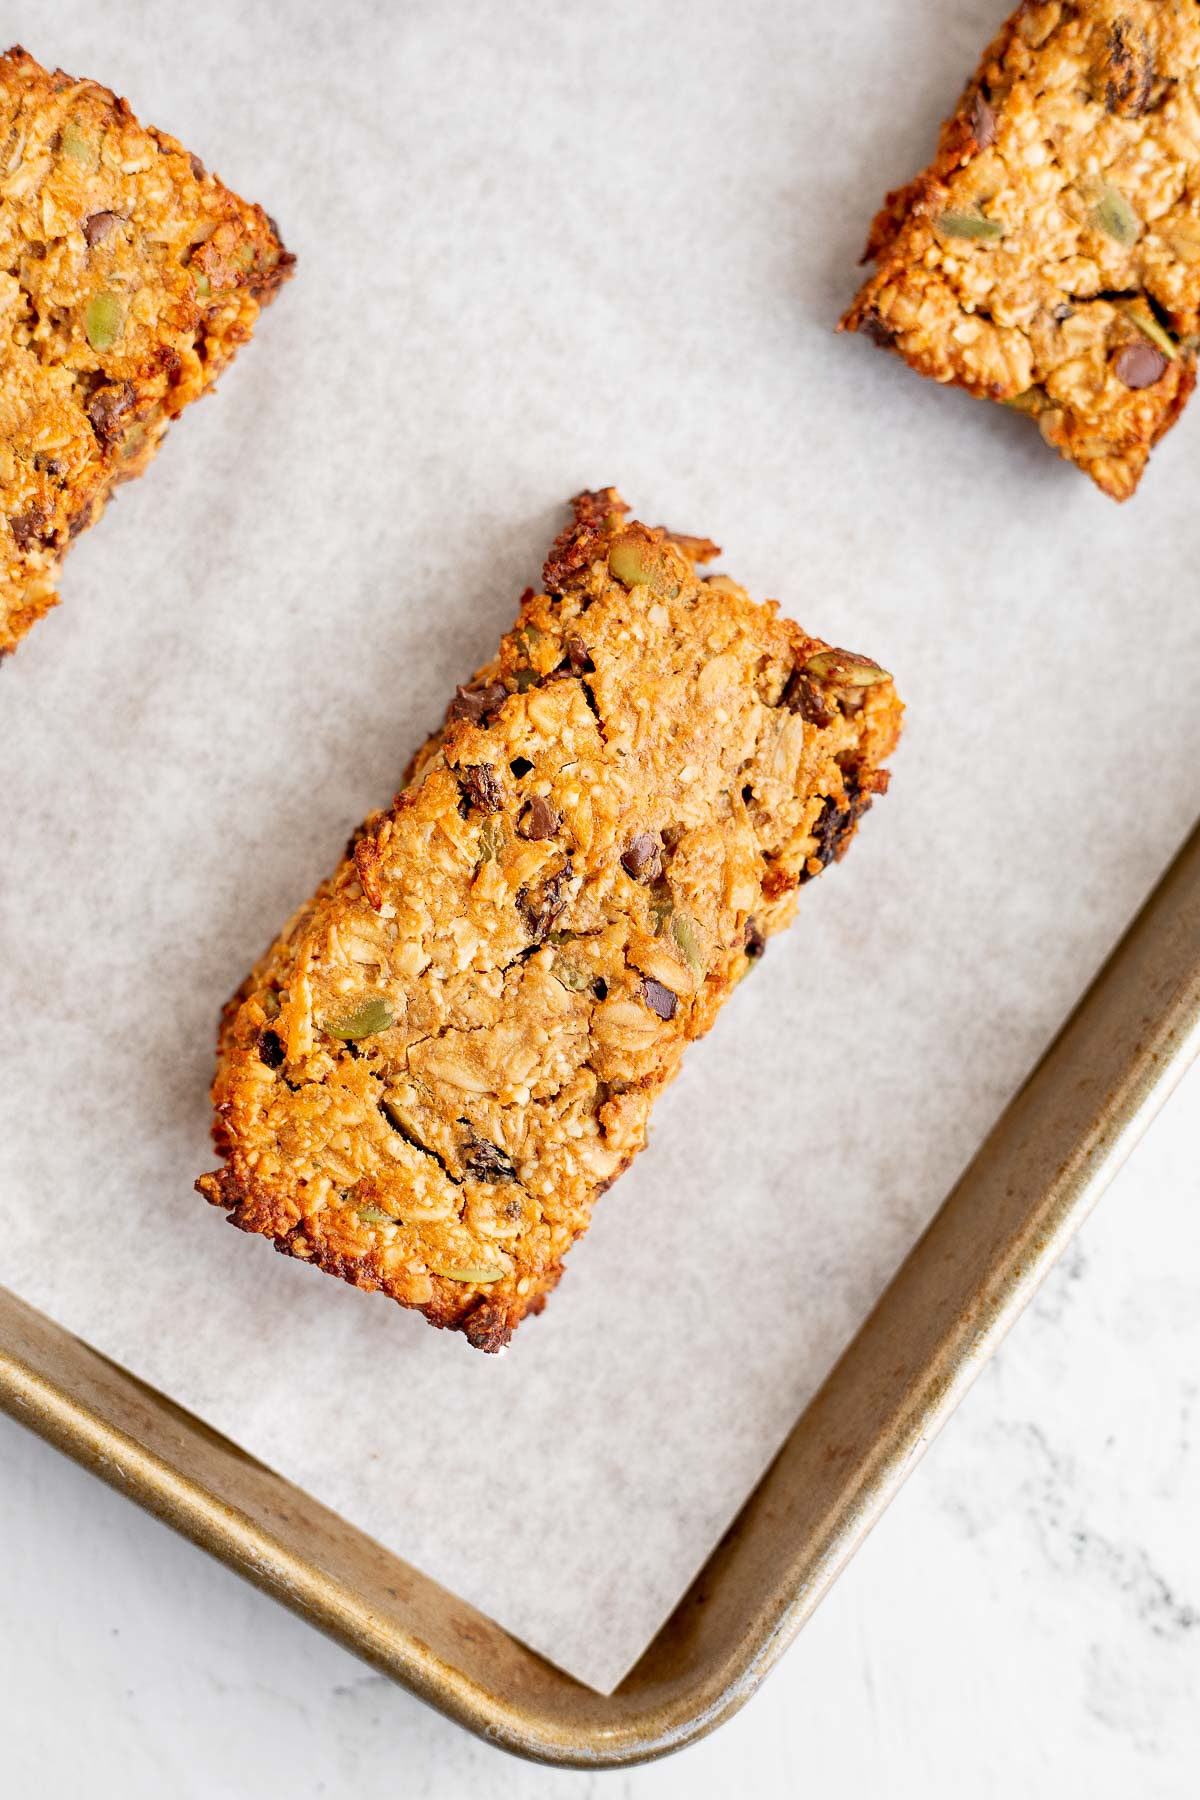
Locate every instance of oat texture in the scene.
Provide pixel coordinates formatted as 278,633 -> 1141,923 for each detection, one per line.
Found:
841,0 -> 1200,499
0,45 -> 292,654
197,492 -> 903,1352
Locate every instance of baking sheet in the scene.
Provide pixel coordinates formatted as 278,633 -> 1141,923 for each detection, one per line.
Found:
3,0 -> 1200,1695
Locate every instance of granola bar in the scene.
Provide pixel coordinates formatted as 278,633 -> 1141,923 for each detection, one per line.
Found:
0,45 -> 292,654
197,492 -> 903,1351
840,1 -> 1200,500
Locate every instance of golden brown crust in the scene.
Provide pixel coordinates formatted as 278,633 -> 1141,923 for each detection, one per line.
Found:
0,44 -> 292,653
840,1 -> 1200,499
197,492 -> 903,1350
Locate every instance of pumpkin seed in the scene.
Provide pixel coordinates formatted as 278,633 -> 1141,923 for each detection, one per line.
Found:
550,956 -> 591,992
85,291 -> 123,352
670,911 -> 706,979
1121,302 -> 1177,360
1091,185 -> 1140,247
478,816 -> 505,862
608,535 -> 681,599
937,210 -> 1005,241
649,889 -> 674,936
61,120 -> 97,165
322,996 -> 394,1040
803,648 -> 890,687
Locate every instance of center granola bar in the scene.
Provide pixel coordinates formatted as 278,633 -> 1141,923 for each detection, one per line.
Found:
197,491 -> 903,1350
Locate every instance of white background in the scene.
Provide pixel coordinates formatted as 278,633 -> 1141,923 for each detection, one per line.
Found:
3,0 -> 1199,1784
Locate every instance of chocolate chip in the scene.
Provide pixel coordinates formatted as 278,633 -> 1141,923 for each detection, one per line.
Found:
85,380 -> 135,444
1052,302 -> 1075,322
565,636 -> 595,676
189,153 -> 206,181
82,210 -> 120,247
518,795 -> 560,840
970,90 -> 996,148
780,668 -> 832,726
1113,340 -> 1168,389
448,680 -> 508,726
744,918 -> 766,960
509,756 -> 534,778
9,503 -> 51,551
461,1134 -> 517,1183
858,310 -> 896,348
459,763 -> 503,813
621,833 -> 662,882
641,978 -> 678,1021
257,1028 -> 285,1069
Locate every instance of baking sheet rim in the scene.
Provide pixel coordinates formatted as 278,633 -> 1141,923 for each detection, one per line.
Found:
2,818 -> 1198,1769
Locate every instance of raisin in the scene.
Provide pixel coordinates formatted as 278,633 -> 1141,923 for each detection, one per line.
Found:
798,776 -> 873,884
857,309 -> 896,348
459,764 -> 503,813
516,860 -> 572,941
86,381 -> 135,444
565,636 -> 595,676
780,668 -> 832,726
744,918 -> 766,960
1098,17 -> 1154,118
10,504 -> 52,551
461,1134 -> 517,1183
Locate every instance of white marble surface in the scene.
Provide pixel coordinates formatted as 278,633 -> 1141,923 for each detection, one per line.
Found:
4,1057 -> 1197,1798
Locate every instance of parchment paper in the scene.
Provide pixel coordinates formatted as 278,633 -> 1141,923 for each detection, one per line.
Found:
3,0 -> 1200,1693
